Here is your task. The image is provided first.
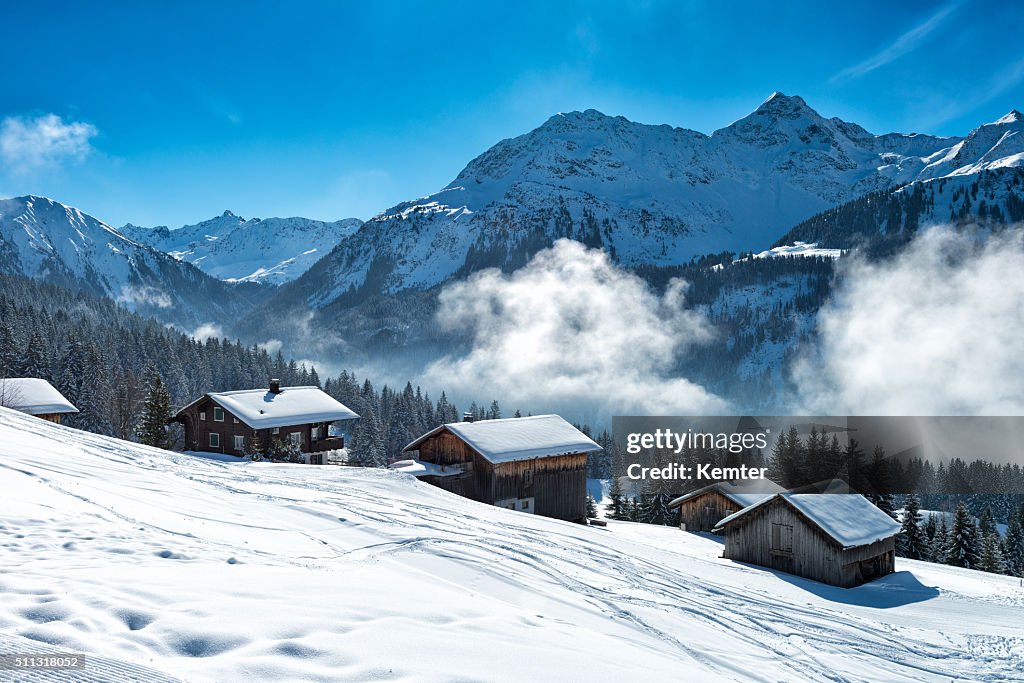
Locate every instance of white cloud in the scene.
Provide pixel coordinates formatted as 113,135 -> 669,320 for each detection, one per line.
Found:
423,239 -> 728,421
794,227 -> 1024,415
190,323 -> 224,341
0,113 -> 98,173
258,339 -> 283,354
116,285 -> 172,309
831,2 -> 960,82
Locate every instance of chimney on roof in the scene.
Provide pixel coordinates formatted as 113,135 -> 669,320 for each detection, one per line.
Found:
269,379 -> 281,394
463,412 -> 474,423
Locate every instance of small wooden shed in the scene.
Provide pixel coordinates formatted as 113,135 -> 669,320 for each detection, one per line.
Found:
714,494 -> 901,588
668,481 -> 784,532
398,414 -> 602,522
0,378 -> 79,424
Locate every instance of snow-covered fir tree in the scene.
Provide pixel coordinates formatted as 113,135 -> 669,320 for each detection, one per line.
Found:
138,369 -> 174,449
946,502 -> 981,569
897,494 -> 929,560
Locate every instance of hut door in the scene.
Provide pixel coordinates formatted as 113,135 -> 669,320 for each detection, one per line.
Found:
700,505 -> 716,531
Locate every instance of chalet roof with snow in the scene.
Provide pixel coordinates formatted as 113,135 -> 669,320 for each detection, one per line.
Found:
175,386 -> 358,430
0,378 -> 78,415
714,493 -> 901,549
667,480 -> 785,510
404,414 -> 602,464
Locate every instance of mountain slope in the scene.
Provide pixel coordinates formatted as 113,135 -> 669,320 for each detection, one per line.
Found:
282,93 -> 1024,306
775,166 -> 1024,250
1,406 -> 1021,681
123,211 -> 363,285
0,195 -> 261,327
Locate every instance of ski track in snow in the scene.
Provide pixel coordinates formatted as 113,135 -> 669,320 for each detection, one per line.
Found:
0,408 -> 1022,682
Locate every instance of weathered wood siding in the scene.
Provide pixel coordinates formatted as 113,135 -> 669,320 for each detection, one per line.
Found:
416,431 -> 474,466
676,491 -> 742,532
722,497 -> 896,588
413,430 -> 588,522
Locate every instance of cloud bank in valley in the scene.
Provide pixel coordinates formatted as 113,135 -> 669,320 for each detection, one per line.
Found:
794,227 -> 1024,415
423,239 -> 727,420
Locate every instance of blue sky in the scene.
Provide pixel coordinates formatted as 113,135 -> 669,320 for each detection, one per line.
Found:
1,0 -> 1022,228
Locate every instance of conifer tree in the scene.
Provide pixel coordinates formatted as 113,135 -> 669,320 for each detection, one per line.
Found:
980,531 -> 1007,574
932,516 -> 951,563
585,494 -> 598,519
1003,504 -> 1024,577
138,370 -> 173,449
946,502 -> 981,569
897,494 -> 928,559
607,476 -> 626,520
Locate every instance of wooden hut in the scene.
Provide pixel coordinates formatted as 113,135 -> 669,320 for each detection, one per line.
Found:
668,480 -> 783,532
397,414 -> 601,522
714,494 -> 900,588
0,378 -> 78,424
171,380 -> 358,463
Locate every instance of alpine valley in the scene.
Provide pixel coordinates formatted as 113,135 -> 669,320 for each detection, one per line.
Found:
3,93 -> 1023,407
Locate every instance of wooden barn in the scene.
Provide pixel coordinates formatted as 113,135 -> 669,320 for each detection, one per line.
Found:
668,480 -> 784,532
171,380 -> 358,463
395,414 -> 602,522
714,493 -> 901,588
0,378 -> 79,424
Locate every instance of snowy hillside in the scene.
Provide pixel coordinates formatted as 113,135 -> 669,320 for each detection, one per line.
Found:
283,94 -> 1023,305
0,196 -> 260,327
123,212 -> 362,285
775,165 -> 1024,249
1,406 -> 1022,682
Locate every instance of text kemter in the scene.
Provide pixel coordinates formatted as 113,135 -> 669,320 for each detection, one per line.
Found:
626,463 -> 768,481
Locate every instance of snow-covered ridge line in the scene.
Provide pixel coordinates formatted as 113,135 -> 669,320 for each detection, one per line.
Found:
122,211 -> 363,285
285,92 -> 1023,302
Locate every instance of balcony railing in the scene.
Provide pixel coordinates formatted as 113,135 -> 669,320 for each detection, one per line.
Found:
311,436 -> 345,453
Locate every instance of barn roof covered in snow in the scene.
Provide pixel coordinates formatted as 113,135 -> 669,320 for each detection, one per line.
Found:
0,378 -> 78,415
175,386 -> 358,430
404,414 -> 602,464
667,480 -> 785,510
714,493 -> 901,548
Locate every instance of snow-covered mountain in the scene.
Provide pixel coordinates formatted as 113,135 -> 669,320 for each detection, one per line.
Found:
286,94 -> 1023,305
123,211 -> 363,285
0,195 -> 260,326
2,406 -> 1022,681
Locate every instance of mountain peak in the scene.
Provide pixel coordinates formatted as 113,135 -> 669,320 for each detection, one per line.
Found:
753,91 -> 815,116
222,209 -> 237,218
991,109 -> 1023,125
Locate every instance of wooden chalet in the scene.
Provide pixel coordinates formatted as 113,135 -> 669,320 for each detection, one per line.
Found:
668,480 -> 784,532
395,414 -> 602,522
0,378 -> 79,424
172,380 -> 358,463
714,493 -> 901,588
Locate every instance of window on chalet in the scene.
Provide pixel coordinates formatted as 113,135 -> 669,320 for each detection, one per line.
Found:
199,411 -> 206,421
209,432 -> 220,448
771,523 -> 793,553
289,432 -> 302,446
272,427 -> 280,435
213,407 -> 225,422
311,426 -> 321,441
233,435 -> 245,451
